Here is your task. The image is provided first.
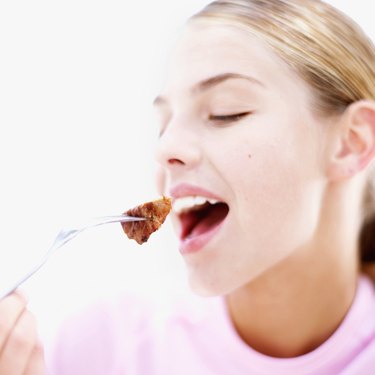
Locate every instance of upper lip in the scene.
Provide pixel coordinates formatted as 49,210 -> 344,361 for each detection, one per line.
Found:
169,183 -> 225,202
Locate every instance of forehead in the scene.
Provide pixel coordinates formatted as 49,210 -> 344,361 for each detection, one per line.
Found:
163,21 -> 300,93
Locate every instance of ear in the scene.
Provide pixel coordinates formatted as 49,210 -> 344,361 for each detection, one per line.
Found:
328,100 -> 375,181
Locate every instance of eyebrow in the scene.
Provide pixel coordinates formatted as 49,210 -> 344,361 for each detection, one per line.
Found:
194,72 -> 264,93
153,72 -> 264,106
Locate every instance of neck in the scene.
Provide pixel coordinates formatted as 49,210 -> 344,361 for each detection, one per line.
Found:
226,253 -> 358,358
225,181 -> 362,358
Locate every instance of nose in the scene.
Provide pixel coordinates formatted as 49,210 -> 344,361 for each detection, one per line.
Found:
154,118 -> 202,171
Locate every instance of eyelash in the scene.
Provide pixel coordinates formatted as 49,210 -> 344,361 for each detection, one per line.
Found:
209,112 -> 251,123
158,111 -> 251,138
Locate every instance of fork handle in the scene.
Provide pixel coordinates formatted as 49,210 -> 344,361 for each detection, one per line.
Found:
0,215 -> 146,299
0,257 -> 49,299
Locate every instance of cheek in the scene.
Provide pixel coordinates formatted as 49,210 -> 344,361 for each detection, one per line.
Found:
221,136 -> 323,249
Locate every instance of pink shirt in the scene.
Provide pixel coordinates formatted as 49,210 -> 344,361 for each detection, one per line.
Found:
46,275 -> 375,374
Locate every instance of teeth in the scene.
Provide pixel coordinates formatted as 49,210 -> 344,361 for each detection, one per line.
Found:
173,196 -> 220,214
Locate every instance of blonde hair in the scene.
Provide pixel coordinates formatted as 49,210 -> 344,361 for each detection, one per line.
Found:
191,0 -> 375,262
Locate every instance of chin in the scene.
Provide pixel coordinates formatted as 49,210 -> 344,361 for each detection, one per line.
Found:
187,273 -> 242,297
189,284 -> 220,297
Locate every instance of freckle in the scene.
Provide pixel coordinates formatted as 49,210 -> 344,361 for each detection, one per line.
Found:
248,154 -> 252,159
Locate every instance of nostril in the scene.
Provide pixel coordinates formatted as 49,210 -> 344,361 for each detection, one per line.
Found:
168,158 -> 185,165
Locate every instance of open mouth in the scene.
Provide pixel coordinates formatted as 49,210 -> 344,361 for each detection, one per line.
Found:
174,196 -> 229,240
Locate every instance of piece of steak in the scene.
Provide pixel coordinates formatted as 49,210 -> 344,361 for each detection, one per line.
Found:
121,196 -> 172,244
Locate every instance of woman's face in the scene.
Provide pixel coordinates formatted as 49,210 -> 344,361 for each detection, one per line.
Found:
154,22 -> 329,296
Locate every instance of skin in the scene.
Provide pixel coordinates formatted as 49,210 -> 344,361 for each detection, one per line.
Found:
154,21 -> 375,357
0,292 -> 45,374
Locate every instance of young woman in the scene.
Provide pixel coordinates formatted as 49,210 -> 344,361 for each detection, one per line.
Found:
2,0 -> 375,373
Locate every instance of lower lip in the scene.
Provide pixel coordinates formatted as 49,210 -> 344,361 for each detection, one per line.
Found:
178,218 -> 227,255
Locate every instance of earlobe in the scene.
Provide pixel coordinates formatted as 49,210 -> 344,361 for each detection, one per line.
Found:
328,100 -> 375,181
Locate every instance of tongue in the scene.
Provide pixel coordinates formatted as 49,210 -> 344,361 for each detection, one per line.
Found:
189,203 -> 228,238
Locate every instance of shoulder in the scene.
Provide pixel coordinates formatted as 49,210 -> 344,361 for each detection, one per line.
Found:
341,336 -> 375,374
45,291 -> 222,375
341,274 -> 375,373
45,293 -> 156,375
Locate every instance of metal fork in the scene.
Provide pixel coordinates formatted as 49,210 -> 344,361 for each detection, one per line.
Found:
0,214 -> 146,300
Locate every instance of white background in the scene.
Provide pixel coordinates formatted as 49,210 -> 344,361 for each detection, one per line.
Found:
0,0 -> 374,343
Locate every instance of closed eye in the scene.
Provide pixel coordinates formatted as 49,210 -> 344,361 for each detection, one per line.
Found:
209,112 -> 251,123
